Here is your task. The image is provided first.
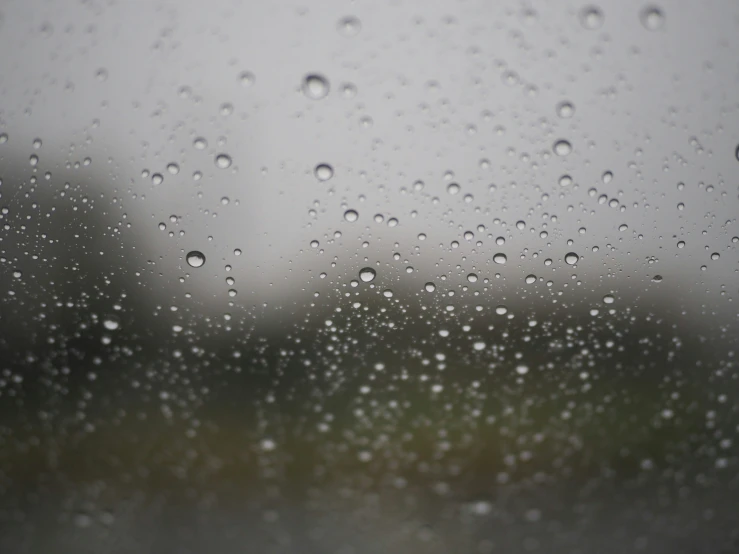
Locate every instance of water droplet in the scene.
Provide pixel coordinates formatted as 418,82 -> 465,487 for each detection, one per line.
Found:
565,252 -> 579,266
553,139 -> 572,156
302,74 -> 330,100
602,294 -> 615,304
447,183 -> 460,195
652,275 -> 663,282
516,220 -> 526,230
516,365 -> 529,375
103,316 -> 120,331
559,175 -> 573,187
602,171 -> 613,183
711,252 -> 720,260
315,163 -> 334,181
186,251 -> 206,268
215,154 -> 232,169
425,282 -> 436,292
495,305 -> 508,315
344,209 -> 358,222
525,274 -> 536,284
473,341 -> 486,351
467,273 -> 478,283
239,71 -> 256,87
359,267 -> 376,282
337,16 -> 361,36
640,5 -> 664,30
193,137 -> 208,150
580,6 -> 604,29
167,163 -> 180,175
383,289 -> 393,298
151,173 -> 163,185
493,253 -> 507,264
677,240 -> 685,248
556,101 -> 574,118
0,133 -> 8,144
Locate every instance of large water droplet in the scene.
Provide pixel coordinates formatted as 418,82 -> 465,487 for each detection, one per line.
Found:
315,163 -> 334,181
467,273 -> 478,283
603,294 -> 615,304
103,316 -> 120,331
344,209 -> 358,222
565,252 -> 579,265
447,183 -> 460,195
302,74 -> 330,100
186,251 -> 206,268
525,274 -> 536,284
359,267 -> 376,282
553,140 -> 572,156
425,282 -> 436,292
493,253 -> 507,264
215,154 -> 232,169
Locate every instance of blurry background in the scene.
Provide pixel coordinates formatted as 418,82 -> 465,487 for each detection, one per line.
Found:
0,0 -> 738,552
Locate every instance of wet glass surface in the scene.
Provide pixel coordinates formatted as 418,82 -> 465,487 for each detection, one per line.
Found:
0,1 -> 738,552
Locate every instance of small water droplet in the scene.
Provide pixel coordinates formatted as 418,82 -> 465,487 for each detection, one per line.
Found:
239,71 -> 256,87
337,16 -> 361,36
556,101 -> 574,118
640,5 -> 664,30
516,220 -> 526,230
215,154 -> 232,169
383,289 -> 393,298
711,252 -> 720,260
425,282 -> 436,292
359,267 -> 376,282
493,253 -> 507,264
186,251 -> 206,268
302,74 -> 330,100
559,175 -> 573,187
495,305 -> 508,315
151,173 -> 163,185
193,137 -> 208,150
473,341 -> 486,351
580,6 -> 604,29
516,365 -> 529,375
167,163 -> 180,175
0,133 -> 8,144
315,163 -> 334,181
467,273 -> 478,283
652,275 -> 663,282
602,171 -> 613,183
602,294 -> 615,304
344,209 -> 358,222
447,183 -> 460,195
525,274 -> 536,284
